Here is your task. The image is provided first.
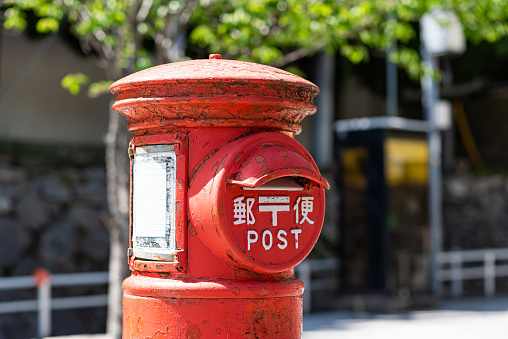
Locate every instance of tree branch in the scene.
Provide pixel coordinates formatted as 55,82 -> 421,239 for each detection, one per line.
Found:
136,0 -> 153,22
271,43 -> 326,68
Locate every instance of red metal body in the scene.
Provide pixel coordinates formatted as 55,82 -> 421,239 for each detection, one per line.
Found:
110,55 -> 328,338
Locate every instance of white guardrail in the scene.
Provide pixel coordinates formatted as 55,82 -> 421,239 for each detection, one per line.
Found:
0,270 -> 109,338
295,248 -> 508,312
438,248 -> 508,298
295,257 -> 340,314
2,249 -> 507,336
0,263 -> 337,337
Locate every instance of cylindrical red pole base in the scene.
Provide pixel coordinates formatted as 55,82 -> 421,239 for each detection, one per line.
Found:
122,275 -> 304,338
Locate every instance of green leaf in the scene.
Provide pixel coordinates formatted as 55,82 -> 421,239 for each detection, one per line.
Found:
4,7 -> 27,32
189,25 -> 218,47
284,66 -> 307,78
341,45 -> 368,64
251,46 -> 282,64
88,80 -> 114,98
36,17 -> 60,33
61,73 -> 90,95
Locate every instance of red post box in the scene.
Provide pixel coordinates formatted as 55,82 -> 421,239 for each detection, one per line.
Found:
110,55 -> 329,338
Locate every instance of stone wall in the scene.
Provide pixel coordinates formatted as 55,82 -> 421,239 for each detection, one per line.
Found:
444,174 -> 508,250
0,147 -> 109,337
443,174 -> 508,295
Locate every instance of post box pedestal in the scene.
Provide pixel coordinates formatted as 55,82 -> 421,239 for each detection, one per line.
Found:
123,275 -> 303,338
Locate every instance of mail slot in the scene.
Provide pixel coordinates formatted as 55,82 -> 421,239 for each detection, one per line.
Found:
189,131 -> 327,274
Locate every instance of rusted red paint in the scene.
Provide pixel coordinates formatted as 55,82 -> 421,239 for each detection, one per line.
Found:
110,57 -> 318,135
32,268 -> 51,286
110,55 -> 327,338
123,276 -> 304,338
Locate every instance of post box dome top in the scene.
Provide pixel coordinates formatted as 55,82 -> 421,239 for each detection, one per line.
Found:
110,55 -> 319,134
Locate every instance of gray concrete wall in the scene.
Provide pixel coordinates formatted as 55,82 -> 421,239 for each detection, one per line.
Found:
1,32 -> 110,146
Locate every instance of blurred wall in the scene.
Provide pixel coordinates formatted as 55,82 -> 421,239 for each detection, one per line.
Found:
0,32 -> 110,146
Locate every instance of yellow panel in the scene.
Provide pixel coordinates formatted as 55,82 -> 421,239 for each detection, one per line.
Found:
385,138 -> 428,185
342,148 -> 368,189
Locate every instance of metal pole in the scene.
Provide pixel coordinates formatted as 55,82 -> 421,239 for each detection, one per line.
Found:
37,273 -> 52,338
484,251 -> 496,297
298,261 -> 312,314
386,44 -> 398,117
451,252 -> 462,298
420,34 -> 443,296
312,52 -> 335,169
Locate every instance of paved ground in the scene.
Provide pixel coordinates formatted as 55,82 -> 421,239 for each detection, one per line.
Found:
303,296 -> 508,338
45,297 -> 508,338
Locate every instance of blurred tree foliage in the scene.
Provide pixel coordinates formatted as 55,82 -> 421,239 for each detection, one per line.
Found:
4,0 -> 508,90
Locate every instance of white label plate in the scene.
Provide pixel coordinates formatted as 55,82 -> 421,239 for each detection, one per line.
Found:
132,146 -> 176,254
